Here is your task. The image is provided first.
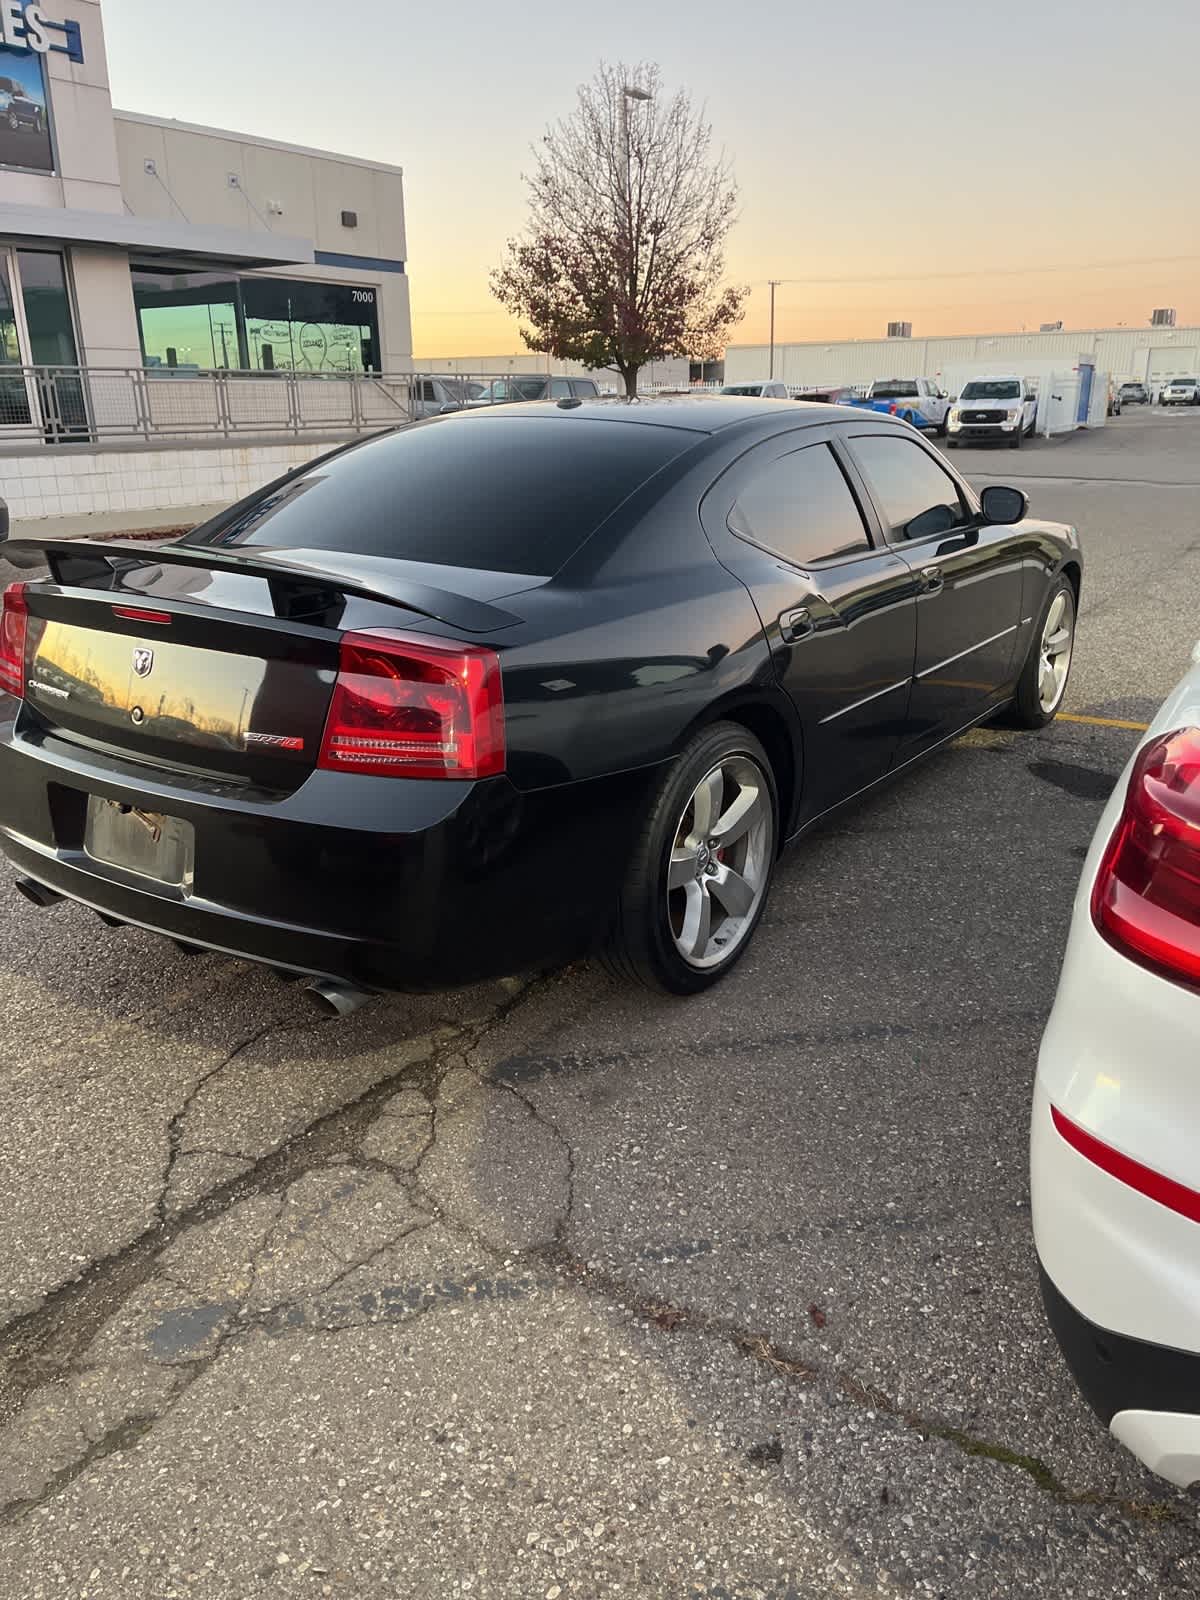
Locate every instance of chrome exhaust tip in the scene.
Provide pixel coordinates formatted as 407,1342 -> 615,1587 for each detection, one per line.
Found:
303,977 -> 375,1018
14,876 -> 63,909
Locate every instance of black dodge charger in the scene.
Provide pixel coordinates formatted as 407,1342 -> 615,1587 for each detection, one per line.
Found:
0,397 -> 1081,1004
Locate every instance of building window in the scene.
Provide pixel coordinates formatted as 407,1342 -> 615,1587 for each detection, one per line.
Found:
0,250 -> 30,426
132,267 -> 242,370
242,278 -> 379,373
131,266 -> 381,374
18,250 -> 79,366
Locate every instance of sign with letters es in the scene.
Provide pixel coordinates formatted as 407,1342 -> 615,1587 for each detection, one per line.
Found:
0,4 -> 85,64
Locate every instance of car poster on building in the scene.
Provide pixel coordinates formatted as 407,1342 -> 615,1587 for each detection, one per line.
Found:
0,47 -> 51,172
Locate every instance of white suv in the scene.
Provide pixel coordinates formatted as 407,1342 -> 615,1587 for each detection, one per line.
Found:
946,376 -> 1038,448
1033,651 -> 1200,1486
1160,378 -> 1200,407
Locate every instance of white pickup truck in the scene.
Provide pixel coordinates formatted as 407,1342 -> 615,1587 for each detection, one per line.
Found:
946,376 -> 1038,448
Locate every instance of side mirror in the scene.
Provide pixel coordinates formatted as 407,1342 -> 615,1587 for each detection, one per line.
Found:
979,484 -> 1028,526
0,497 -> 8,543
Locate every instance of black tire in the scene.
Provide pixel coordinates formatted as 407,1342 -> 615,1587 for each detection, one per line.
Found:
937,411 -> 949,437
1003,576 -> 1076,729
601,720 -> 779,995
945,438 -> 958,449
1008,420 -> 1023,449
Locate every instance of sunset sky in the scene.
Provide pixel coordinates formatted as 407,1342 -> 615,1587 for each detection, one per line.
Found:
103,0 -> 1200,357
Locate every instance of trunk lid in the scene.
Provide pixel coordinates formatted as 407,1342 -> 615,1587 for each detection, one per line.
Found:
9,538 -> 531,788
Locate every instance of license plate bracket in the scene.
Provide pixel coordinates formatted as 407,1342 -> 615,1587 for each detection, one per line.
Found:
84,798 -> 195,889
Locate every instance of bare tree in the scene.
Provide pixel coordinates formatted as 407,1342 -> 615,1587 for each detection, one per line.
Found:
491,62 -> 746,398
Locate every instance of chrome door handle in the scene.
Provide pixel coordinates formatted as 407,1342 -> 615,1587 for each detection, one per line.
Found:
779,607 -> 813,642
919,565 -> 943,594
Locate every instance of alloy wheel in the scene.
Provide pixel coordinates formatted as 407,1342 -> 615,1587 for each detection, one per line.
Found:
666,754 -> 774,970
1038,588 -> 1075,714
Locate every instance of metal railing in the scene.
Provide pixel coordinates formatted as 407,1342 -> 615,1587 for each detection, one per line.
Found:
0,365 -> 417,447
0,365 -> 729,448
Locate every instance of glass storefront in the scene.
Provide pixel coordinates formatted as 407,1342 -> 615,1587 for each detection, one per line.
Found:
132,266 -> 381,374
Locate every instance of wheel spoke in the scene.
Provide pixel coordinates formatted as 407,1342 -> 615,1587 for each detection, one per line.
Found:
678,880 -> 712,960
689,768 -> 724,840
1045,627 -> 1071,655
1044,593 -> 1065,634
708,863 -> 755,918
1039,662 -> 1058,706
711,783 -> 762,848
668,847 -> 697,890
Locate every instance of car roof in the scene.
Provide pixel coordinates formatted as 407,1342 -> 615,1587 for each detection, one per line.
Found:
449,394 -> 857,434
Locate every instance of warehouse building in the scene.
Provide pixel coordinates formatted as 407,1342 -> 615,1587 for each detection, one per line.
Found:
0,0 -> 411,524
724,325 -> 1200,394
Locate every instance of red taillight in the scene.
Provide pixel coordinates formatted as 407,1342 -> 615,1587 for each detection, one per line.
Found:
0,582 -> 28,700
112,606 -> 172,625
1091,726 -> 1200,988
317,630 -> 505,780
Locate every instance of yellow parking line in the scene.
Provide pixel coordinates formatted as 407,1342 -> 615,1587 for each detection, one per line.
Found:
1058,713 -> 1150,731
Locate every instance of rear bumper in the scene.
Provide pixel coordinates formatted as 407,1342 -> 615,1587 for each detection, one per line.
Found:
1040,1266 -> 1200,1487
0,716 -> 659,990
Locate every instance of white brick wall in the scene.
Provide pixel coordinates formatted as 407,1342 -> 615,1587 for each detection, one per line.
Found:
0,443 -> 330,523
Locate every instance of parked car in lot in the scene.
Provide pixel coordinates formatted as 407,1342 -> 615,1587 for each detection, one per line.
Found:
0,76 -> 43,134
795,385 -> 861,407
945,376 -> 1038,449
0,399 -> 1080,1004
1119,381 -> 1149,405
1033,655 -> 1200,1487
408,376 -> 486,419
720,380 -> 789,399
1159,378 -> 1200,407
844,377 -> 951,434
470,375 -> 601,406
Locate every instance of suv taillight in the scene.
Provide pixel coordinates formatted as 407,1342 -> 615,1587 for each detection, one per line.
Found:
317,630 -> 505,780
1091,727 -> 1200,987
0,582 -> 28,700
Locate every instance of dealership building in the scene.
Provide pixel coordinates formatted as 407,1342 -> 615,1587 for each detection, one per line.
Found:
0,0 -> 411,525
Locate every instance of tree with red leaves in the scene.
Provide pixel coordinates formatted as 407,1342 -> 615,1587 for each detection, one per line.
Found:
491,62 -> 746,399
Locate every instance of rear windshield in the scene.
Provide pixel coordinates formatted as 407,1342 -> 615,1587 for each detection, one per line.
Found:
870,382 -> 918,398
960,380 -> 1021,400
184,415 -> 697,576
721,384 -> 762,396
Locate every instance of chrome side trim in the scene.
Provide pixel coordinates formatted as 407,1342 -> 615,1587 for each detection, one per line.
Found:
819,678 -> 911,725
916,625 -> 1017,681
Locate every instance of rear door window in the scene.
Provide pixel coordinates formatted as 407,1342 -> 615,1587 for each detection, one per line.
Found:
848,433 -> 970,542
185,416 -> 699,576
728,442 -> 872,567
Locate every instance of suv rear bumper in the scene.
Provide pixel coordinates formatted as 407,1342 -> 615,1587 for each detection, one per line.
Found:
0,720 -> 657,990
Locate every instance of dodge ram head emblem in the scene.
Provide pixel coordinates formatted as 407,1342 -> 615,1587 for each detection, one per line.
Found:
132,647 -> 154,678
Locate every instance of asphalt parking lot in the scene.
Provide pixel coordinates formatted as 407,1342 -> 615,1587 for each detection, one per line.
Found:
1,405 -> 1199,1599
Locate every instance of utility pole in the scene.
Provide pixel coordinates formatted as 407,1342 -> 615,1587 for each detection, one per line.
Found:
767,280 -> 782,379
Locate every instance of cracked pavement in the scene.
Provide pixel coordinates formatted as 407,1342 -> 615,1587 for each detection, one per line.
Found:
1,411 -> 1199,1597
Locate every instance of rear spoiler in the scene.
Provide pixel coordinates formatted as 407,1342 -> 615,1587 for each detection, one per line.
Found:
3,537 -> 522,635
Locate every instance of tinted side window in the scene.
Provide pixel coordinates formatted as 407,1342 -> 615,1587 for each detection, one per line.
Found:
549,378 -> 572,399
572,379 -> 600,398
728,442 -> 871,567
850,434 -> 968,542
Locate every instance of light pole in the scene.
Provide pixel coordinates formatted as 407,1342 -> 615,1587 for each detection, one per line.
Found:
767,279 -> 782,379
